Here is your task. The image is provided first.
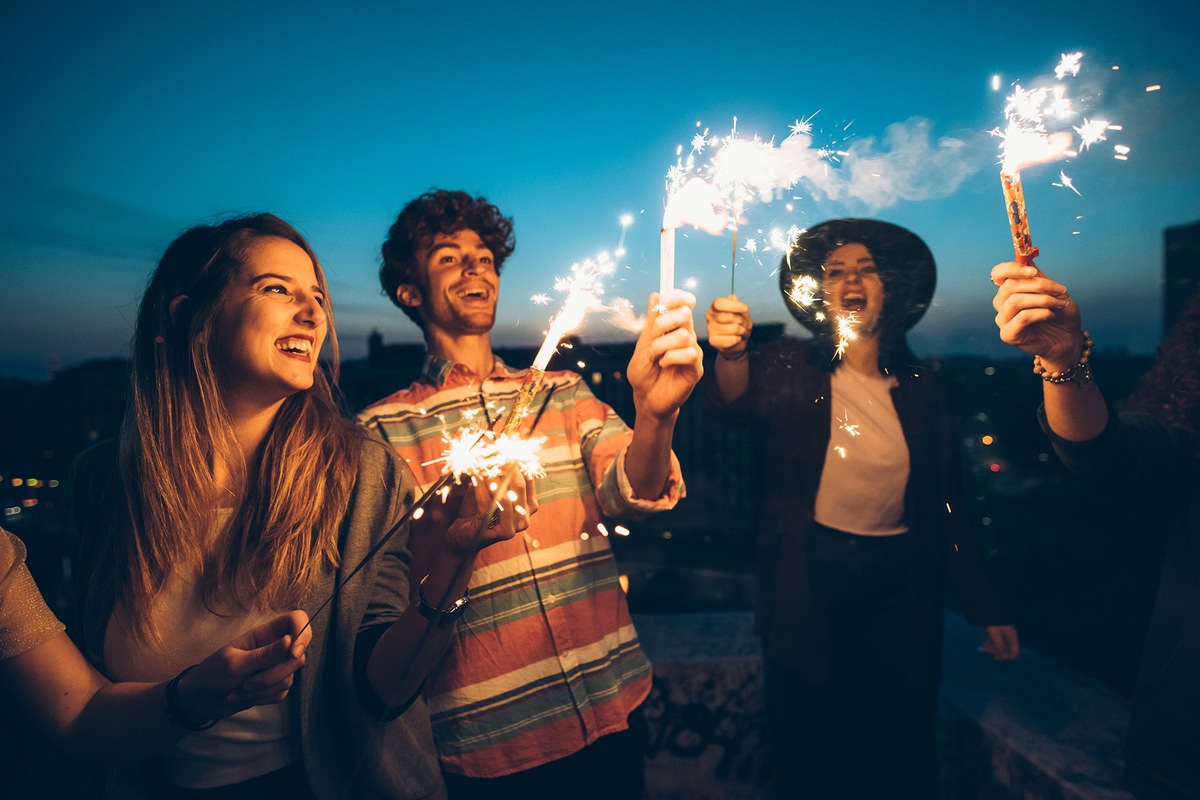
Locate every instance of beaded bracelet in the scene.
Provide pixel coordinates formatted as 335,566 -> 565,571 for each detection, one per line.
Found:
165,665 -> 220,731
1033,330 -> 1094,385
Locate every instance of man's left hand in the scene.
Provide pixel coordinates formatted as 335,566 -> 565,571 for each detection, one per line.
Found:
627,290 -> 704,419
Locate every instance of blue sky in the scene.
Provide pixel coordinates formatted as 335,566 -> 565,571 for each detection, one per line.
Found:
3,0 -> 1197,380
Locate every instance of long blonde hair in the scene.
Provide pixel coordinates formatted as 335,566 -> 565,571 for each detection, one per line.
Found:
87,214 -> 363,648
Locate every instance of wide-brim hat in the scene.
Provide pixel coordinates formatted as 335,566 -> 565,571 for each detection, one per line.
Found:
779,218 -> 937,333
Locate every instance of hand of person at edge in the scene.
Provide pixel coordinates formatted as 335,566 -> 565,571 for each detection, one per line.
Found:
980,624 -> 1020,662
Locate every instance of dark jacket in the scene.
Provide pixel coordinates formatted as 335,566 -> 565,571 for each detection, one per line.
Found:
1043,409 -> 1200,800
711,336 -> 1007,707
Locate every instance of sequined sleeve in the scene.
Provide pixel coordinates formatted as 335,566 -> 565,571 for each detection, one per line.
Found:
0,529 -> 66,661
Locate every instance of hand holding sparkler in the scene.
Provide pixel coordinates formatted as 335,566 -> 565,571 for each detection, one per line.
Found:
991,259 -> 1107,444
705,294 -> 754,360
417,466 -> 537,557
706,294 -> 754,406
620,289 -> 702,502
990,261 -> 1084,371
170,610 -> 311,727
628,290 -> 704,421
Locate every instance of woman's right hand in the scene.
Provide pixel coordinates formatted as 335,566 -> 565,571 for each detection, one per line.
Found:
991,262 -> 1084,370
705,294 -> 753,359
177,610 -> 310,723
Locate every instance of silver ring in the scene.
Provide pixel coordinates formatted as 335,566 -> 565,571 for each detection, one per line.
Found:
486,510 -> 500,529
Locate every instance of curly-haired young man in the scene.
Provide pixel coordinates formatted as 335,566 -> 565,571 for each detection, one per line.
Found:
359,189 -> 704,797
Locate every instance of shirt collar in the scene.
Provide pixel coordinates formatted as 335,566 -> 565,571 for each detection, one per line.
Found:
420,352 -> 524,386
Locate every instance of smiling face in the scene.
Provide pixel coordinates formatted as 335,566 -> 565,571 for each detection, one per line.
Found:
211,236 -> 328,415
398,228 -> 498,341
823,242 -> 885,333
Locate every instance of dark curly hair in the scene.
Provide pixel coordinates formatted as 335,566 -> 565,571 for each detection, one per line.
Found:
1125,283 -> 1200,446
380,189 -> 516,330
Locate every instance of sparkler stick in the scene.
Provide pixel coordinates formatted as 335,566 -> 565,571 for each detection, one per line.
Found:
659,224 -> 675,303
1000,170 -> 1038,266
507,255 -> 612,432
296,470 -> 456,638
501,367 -> 545,435
729,204 -> 740,295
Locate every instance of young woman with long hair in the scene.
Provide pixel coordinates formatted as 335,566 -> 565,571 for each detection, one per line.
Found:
72,213 -> 528,798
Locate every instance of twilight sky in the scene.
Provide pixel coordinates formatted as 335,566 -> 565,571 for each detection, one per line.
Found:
2,0 -> 1198,381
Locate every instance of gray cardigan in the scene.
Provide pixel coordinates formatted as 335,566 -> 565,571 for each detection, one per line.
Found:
71,436 -> 445,800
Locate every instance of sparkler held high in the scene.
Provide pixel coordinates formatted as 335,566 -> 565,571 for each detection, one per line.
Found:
506,254 -> 615,433
993,52 -> 1123,268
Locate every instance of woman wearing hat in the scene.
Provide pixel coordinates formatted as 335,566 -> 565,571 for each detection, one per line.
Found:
706,219 -> 1018,799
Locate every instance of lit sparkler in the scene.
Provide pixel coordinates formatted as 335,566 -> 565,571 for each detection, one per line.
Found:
506,253 -> 616,433
429,428 -> 546,483
993,52 -> 1122,266
663,116 -> 838,292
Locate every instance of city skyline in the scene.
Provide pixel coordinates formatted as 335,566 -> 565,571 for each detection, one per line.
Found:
3,1 -> 1198,381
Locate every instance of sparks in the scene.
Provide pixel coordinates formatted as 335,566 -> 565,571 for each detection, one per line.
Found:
837,411 -> 862,437
429,427 -> 547,484
1053,170 -> 1082,196
833,313 -> 859,360
788,274 -> 819,309
1054,51 -> 1083,80
1074,118 -> 1112,150
533,253 -> 616,371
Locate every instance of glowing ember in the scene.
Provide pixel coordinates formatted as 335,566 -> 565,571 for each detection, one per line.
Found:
428,427 -> 547,484
533,253 -> 616,371
833,313 -> 859,359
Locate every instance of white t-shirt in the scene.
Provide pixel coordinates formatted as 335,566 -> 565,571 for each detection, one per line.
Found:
813,366 -> 910,536
103,514 -> 300,789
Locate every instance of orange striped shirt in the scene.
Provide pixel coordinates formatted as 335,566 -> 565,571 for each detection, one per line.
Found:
359,355 -> 683,777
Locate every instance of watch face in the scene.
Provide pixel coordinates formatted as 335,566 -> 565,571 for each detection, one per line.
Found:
417,577 -> 471,626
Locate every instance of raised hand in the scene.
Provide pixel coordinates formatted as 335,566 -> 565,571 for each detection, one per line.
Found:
705,294 -> 753,358
627,289 -> 704,420
991,262 -> 1084,370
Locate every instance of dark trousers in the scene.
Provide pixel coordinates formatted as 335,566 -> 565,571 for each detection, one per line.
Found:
442,704 -> 649,800
765,524 -> 937,800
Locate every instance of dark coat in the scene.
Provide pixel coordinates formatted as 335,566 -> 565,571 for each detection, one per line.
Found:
711,336 -> 1007,711
1043,410 -> 1200,800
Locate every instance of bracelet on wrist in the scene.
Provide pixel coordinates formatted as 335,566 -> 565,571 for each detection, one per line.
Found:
717,349 -> 749,362
1033,330 -> 1094,385
165,665 -> 220,731
415,574 -> 471,627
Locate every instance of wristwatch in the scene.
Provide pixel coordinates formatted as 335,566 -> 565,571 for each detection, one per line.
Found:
415,574 -> 471,627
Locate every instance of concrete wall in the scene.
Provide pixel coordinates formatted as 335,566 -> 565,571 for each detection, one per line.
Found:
636,611 -> 1135,800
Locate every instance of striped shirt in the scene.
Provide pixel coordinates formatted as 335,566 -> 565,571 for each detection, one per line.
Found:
358,354 -> 683,778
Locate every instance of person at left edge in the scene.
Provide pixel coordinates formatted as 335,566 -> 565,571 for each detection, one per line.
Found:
358,189 -> 703,798
71,213 -> 526,798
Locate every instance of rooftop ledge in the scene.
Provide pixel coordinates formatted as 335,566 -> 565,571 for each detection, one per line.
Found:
635,610 -> 1133,800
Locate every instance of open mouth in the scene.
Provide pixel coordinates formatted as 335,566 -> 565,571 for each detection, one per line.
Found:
840,293 -> 867,313
275,336 -> 313,356
456,285 -> 492,301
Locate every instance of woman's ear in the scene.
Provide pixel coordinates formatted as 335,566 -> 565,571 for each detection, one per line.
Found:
395,285 -> 422,308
